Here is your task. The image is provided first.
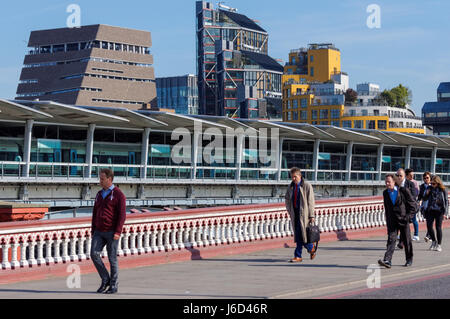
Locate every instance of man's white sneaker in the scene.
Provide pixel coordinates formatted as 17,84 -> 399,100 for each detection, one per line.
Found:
429,242 -> 437,250
424,236 -> 430,243
412,236 -> 420,241
436,245 -> 442,252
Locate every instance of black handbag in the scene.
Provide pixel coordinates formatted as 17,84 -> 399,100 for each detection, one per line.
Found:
306,222 -> 320,244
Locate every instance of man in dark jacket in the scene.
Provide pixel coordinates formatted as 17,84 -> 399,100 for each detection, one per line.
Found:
378,174 -> 416,268
90,168 -> 126,294
395,168 -> 418,249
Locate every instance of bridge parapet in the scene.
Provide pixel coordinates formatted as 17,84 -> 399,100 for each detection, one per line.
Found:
0,196 -> 446,271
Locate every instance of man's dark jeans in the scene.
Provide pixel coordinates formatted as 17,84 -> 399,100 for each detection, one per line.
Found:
384,222 -> 413,263
90,231 -> 119,287
293,209 -> 313,258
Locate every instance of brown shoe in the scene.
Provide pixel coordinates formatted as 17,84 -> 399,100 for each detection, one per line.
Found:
289,257 -> 303,263
310,250 -> 317,260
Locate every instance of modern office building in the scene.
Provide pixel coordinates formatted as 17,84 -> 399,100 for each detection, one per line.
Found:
196,1 -> 282,118
282,44 -> 424,134
422,82 -> 450,135
16,24 -> 156,110
156,74 -> 199,115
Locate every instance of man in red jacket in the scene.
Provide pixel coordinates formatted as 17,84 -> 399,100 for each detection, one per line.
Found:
90,168 -> 126,294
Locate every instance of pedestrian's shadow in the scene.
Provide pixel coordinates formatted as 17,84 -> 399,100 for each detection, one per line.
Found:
185,247 -> 202,260
0,288 -> 95,294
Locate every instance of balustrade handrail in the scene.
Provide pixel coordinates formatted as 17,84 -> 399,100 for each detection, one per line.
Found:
1,196 -> 448,270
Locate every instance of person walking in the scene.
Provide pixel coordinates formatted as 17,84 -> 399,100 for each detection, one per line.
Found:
395,168 -> 418,249
378,174 -> 416,268
90,168 -> 127,294
422,175 -> 448,252
285,167 -> 316,262
418,172 -> 432,242
405,168 -> 420,241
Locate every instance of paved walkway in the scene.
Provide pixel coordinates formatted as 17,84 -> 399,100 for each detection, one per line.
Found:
0,227 -> 449,299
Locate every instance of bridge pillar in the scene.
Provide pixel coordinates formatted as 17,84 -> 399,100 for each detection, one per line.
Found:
138,185 -> 146,200
191,127 -> 201,180
276,138 -> 284,181
187,185 -> 196,199
18,185 -> 29,201
232,185 -> 240,199
81,186 -> 91,200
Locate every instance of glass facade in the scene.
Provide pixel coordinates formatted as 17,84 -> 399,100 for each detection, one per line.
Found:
156,75 -> 199,115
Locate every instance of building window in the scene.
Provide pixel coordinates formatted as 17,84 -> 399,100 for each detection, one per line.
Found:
331,109 -> 340,119
319,109 -> 328,119
331,121 -> 340,127
354,120 -> 363,129
374,109 -> 380,116
287,112 -> 292,121
293,99 -> 298,108
300,99 -> 307,108
362,109 -> 368,116
311,110 -> 318,120
300,110 -> 307,120
310,55 -> 314,62
378,120 -> 387,130
366,120 -> 376,129
310,67 -> 314,77
342,120 -> 352,128
320,121 -> 328,125
293,111 -> 298,121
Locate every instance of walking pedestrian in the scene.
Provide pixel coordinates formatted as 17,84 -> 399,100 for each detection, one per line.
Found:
285,167 -> 316,262
378,174 -> 416,268
405,168 -> 420,241
418,172 -> 432,242
395,168 -> 418,249
422,175 -> 448,252
90,168 -> 127,294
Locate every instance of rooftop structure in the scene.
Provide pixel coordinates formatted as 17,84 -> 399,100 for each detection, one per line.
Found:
16,24 -> 156,110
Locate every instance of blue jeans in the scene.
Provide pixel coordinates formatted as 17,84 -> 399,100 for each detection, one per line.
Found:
294,215 -> 313,258
412,213 -> 419,236
90,231 -> 119,286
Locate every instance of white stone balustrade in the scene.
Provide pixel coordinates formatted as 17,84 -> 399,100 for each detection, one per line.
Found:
1,196 -> 449,271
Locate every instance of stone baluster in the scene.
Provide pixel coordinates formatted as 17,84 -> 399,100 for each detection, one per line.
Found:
122,231 -> 131,255
61,235 -> 70,262
37,237 -> 46,265
20,240 -> 29,267
143,227 -> 151,253
129,229 -> 138,255
164,225 -> 172,251
202,221 -> 210,246
231,218 -> 239,243
243,217 -> 249,241
150,227 -> 158,252
77,234 -> 87,261
54,238 -> 62,263
249,215 -> 256,241
116,233 -> 124,256
196,222 -> 203,247
10,241 -> 20,269
45,238 -> 55,264
171,225 -> 178,250
189,223 -> 197,248
254,217 -> 261,240
137,228 -> 145,254
274,213 -> 281,238
177,224 -> 185,249
1,242 -> 11,269
157,225 -> 165,252
215,220 -> 222,245
208,221 -> 216,246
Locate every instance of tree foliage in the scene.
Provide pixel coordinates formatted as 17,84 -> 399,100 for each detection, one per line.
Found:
345,88 -> 358,104
381,84 -> 412,108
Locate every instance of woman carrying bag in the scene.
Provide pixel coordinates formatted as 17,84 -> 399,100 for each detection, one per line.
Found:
418,172 -> 432,242
423,175 -> 448,252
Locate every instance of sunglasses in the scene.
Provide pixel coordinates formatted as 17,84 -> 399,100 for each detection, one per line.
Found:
431,182 -> 437,185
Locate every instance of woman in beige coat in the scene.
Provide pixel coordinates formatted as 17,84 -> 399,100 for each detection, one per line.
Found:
285,167 -> 316,262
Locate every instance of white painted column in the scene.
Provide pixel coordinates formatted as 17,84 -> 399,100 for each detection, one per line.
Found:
140,128 -> 151,179
405,145 -> 412,169
191,130 -> 201,179
85,123 -> 95,178
376,143 -> 384,181
277,138 -> 284,181
312,139 -> 321,181
345,141 -> 354,181
23,119 -> 34,177
235,133 -> 244,181
431,147 -> 438,174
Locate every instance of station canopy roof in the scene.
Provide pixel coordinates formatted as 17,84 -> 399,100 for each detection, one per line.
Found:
3,99 -> 450,150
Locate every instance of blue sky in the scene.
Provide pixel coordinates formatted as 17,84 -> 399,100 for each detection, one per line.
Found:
1,0 -> 449,115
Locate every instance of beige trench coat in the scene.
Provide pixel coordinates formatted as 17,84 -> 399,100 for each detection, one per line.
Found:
285,179 -> 316,243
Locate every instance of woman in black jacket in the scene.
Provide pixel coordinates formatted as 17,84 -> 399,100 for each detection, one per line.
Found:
418,172 -> 432,242
423,175 -> 448,252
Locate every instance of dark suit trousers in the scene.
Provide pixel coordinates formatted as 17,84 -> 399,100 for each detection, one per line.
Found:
384,223 -> 413,263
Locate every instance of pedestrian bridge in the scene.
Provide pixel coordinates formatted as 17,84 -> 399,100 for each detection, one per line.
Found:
0,196 -> 449,299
